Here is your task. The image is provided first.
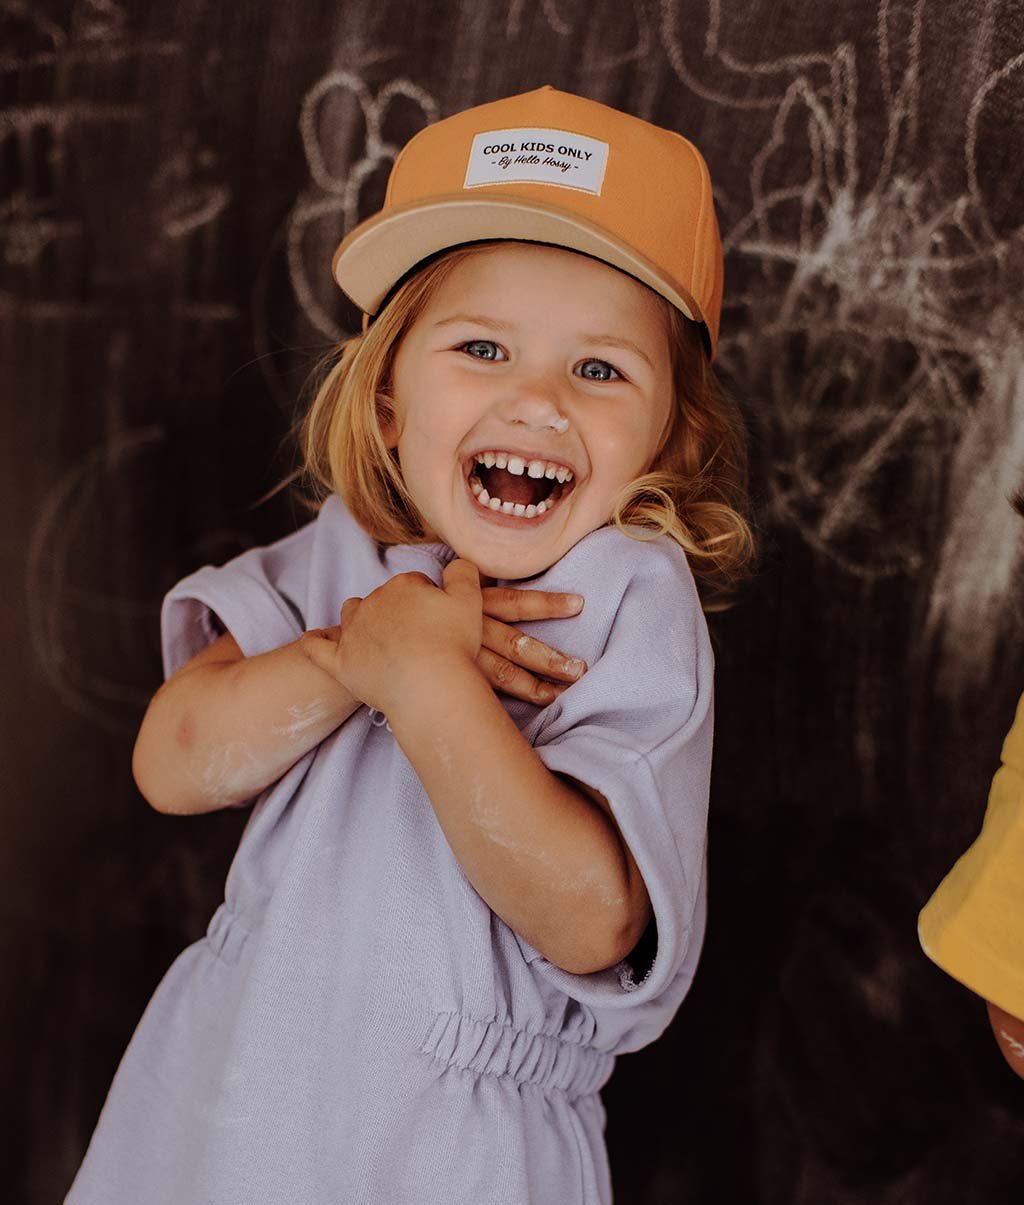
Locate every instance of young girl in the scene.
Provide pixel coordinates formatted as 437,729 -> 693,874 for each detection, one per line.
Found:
65,86 -> 754,1204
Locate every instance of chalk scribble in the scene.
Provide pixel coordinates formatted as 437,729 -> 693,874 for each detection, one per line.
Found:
660,0 -> 1024,693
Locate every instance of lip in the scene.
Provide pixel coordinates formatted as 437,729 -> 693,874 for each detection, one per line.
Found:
462,464 -> 572,528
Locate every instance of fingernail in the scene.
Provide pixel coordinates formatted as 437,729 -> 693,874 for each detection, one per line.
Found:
562,657 -> 586,677
567,595 -> 584,610
538,686 -> 557,704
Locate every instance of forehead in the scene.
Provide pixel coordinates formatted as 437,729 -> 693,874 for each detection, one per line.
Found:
423,242 -> 671,332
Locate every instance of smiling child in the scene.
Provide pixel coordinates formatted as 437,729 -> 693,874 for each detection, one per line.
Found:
65,86 -> 755,1205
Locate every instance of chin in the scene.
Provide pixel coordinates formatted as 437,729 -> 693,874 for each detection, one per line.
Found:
467,548 -> 559,582
495,563 -> 555,583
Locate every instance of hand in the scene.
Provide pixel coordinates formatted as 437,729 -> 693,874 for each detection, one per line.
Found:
300,559 -> 484,714
300,572 -> 588,713
477,583 -> 588,705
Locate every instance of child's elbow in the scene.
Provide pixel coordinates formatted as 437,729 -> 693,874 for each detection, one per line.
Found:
132,689 -> 188,814
132,721 -> 174,814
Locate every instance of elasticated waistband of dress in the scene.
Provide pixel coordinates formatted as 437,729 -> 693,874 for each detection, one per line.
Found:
418,1009 -> 616,1099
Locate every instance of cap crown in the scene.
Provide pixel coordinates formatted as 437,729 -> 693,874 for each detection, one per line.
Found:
335,86 -> 724,356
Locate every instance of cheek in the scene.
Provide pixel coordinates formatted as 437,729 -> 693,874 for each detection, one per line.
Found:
634,401 -> 674,473
400,406 -> 468,480
420,376 -> 485,433
590,423 -> 653,479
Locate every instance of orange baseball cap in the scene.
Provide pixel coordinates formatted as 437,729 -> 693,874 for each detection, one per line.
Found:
331,85 -> 725,359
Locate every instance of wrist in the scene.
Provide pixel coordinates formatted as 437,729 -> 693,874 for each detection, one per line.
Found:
387,653 -> 483,725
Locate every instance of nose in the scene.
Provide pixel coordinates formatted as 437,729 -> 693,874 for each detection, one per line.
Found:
498,367 -> 570,433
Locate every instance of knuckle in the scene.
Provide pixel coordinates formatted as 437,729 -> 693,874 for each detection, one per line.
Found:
480,617 -> 504,646
510,632 -> 533,658
546,645 -> 567,669
491,658 -> 517,686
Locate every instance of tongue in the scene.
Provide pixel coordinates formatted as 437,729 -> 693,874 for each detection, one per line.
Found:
480,465 -> 550,506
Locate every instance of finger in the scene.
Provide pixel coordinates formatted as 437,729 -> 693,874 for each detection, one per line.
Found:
438,561 -> 481,600
480,585 -> 584,622
339,597 -> 361,624
299,630 -> 338,676
482,615 -> 587,682
476,646 -> 572,706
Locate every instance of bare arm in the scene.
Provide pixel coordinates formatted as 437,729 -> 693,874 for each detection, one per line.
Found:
386,657 -> 651,976
132,626 -> 361,814
134,583 -> 587,817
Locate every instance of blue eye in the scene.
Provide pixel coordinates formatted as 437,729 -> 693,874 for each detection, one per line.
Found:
578,359 -> 621,382
460,340 -> 505,361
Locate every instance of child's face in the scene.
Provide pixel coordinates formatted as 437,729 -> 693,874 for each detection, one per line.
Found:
383,242 -> 675,581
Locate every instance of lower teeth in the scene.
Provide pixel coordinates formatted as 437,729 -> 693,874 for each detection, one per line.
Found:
469,473 -> 562,518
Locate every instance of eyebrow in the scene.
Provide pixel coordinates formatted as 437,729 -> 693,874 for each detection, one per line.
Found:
431,314 -> 656,370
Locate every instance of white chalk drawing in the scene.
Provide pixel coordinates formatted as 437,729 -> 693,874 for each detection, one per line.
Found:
150,133 -> 231,240
70,0 -> 127,43
1,195 -> 79,266
0,1 -> 179,290
244,73 -> 442,413
504,0 -> 651,66
285,72 -> 440,343
0,93 -> 142,273
25,416 -> 255,734
660,0 -> 1024,691
6,4 -> 244,736
507,0 -> 573,38
0,0 -> 67,68
25,424 -> 166,734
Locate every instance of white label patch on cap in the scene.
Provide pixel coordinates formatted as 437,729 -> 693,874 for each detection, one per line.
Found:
464,127 -> 608,194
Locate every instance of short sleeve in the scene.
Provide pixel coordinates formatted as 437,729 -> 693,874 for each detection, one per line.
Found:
516,536 -> 714,1012
158,530 -> 313,809
160,532 -> 312,680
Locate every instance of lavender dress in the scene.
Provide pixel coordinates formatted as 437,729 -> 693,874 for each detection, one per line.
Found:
65,493 -> 714,1205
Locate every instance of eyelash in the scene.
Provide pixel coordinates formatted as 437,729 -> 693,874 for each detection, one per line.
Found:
456,339 -> 625,382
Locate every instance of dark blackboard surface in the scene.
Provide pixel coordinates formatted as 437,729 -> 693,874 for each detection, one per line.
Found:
4,2 -> 1023,1201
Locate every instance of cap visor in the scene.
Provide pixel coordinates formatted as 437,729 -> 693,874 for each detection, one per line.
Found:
332,194 -> 707,334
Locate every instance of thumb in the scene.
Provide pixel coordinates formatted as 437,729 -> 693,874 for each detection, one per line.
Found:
442,558 -> 483,605
442,557 -> 483,597
299,629 -> 338,676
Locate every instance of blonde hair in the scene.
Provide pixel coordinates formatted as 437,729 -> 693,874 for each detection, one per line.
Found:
293,243 -> 756,610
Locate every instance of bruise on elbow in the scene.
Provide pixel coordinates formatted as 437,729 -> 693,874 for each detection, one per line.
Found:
175,710 -> 196,750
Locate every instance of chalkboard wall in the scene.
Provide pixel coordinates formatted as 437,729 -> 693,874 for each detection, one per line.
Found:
4,2 -> 1023,1201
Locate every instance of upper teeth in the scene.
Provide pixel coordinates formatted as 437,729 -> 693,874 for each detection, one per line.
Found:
473,451 -> 574,483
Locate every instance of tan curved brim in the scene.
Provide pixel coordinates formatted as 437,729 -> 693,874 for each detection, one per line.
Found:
332,192 -> 709,341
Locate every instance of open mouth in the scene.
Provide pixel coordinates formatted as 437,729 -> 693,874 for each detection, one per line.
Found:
463,456 -> 577,521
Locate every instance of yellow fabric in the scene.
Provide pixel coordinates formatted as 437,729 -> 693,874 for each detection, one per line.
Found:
918,693 -> 1024,1020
